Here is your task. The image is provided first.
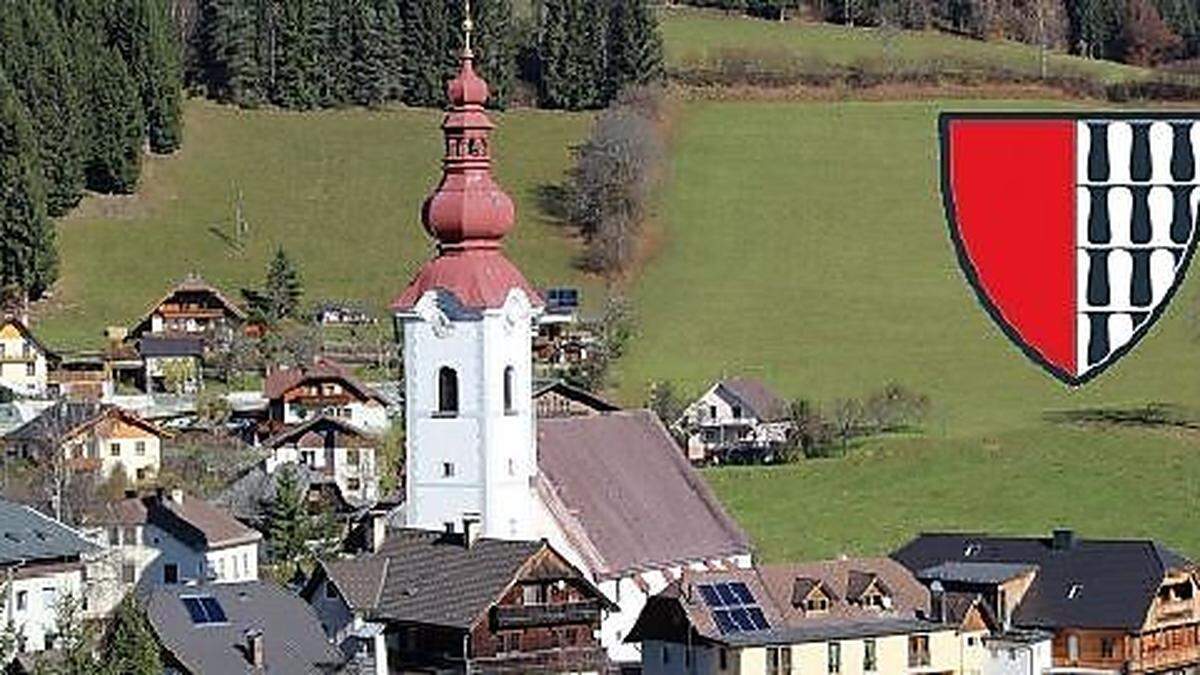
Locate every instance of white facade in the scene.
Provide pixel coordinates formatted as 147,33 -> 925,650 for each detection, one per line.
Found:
281,397 -> 390,434
63,427 -> 161,484
401,289 -> 540,541
678,384 -> 791,462
1,566 -> 84,653
983,634 -> 1054,675
0,322 -> 49,398
266,443 -> 379,503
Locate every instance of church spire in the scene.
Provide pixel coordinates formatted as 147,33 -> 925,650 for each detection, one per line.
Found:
393,6 -> 541,311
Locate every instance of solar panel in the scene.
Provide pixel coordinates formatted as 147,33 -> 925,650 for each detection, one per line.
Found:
747,607 -> 770,630
698,584 -> 723,608
181,596 -> 228,625
199,597 -> 227,623
700,581 -> 771,634
181,597 -> 206,623
729,608 -> 754,631
712,609 -> 737,635
715,583 -> 739,606
729,582 -> 754,604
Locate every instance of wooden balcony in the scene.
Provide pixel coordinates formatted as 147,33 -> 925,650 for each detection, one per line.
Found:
472,645 -> 609,673
1155,600 -> 1195,624
489,601 -> 604,630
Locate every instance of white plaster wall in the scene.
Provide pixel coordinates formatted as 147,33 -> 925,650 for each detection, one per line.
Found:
1,567 -> 84,653
983,638 -> 1053,675
92,434 -> 161,483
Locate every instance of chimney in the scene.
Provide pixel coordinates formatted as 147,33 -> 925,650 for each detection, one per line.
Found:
929,580 -> 945,623
1052,528 -> 1077,551
369,513 -> 387,553
169,488 -> 184,506
245,628 -> 264,669
462,516 -> 481,548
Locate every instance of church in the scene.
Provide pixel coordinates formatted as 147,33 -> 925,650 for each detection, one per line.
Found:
390,31 -> 753,664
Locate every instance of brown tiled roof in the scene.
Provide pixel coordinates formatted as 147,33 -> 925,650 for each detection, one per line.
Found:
261,414 -> 374,449
323,556 -> 389,611
133,274 -> 248,328
263,359 -> 385,403
719,378 -> 789,422
146,493 -> 261,550
537,410 -> 750,579
758,557 -> 929,625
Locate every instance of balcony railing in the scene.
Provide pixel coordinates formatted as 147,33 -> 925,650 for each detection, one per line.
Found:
472,646 -> 609,673
490,601 -> 603,630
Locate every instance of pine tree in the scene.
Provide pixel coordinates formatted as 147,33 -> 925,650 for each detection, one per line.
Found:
262,245 -> 303,322
606,0 -> 665,99
142,0 -> 184,152
576,0 -> 610,108
103,596 -> 162,675
400,0 -> 452,107
0,68 -> 56,299
374,0 -> 404,101
349,0 -> 386,106
537,0 -> 575,108
275,0 -> 320,108
85,45 -> 145,194
267,464 -> 309,578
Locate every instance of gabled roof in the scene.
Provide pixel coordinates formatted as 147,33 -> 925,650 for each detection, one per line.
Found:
261,415 -> 375,449
216,463 -> 366,523
133,274 -> 247,328
263,359 -> 385,404
4,402 -> 166,444
892,532 -> 1196,630
758,558 -> 929,625
536,410 -> 750,580
717,378 -> 789,422
87,492 -> 261,551
0,499 -> 98,565
308,528 -> 608,630
0,318 -> 56,361
532,379 -> 619,414
146,581 -> 343,674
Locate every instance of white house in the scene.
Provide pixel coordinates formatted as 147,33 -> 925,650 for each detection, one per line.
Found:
391,46 -> 753,667
0,499 -> 102,655
263,359 -> 390,434
982,630 -> 1054,675
0,318 -> 54,399
262,415 -> 380,505
676,378 -> 794,463
80,489 -> 261,590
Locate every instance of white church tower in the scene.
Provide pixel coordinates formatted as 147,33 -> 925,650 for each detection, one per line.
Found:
391,19 -> 543,541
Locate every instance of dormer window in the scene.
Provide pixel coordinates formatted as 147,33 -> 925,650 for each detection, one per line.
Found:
437,367 -> 459,416
793,578 -> 835,614
805,597 -> 829,612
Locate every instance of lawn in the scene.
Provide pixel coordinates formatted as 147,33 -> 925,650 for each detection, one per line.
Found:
616,100 -> 1200,436
40,99 -> 595,349
659,6 -> 1147,84
704,424 -> 1200,561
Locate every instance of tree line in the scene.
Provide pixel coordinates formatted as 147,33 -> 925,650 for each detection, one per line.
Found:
186,0 -> 664,110
0,0 -> 182,301
682,0 -> 1200,67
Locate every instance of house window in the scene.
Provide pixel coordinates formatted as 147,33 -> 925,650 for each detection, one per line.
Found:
708,405 -> 717,420
806,596 -> 829,612
107,527 -> 120,546
523,584 -> 548,605
662,645 -> 670,664
21,343 -> 29,358
503,366 -> 515,414
41,587 -> 56,612
864,637 -> 877,671
441,462 -> 455,478
719,647 -> 728,671
732,405 -> 742,419
828,642 -> 841,673
24,363 -> 33,377
1101,637 -> 1115,659
217,558 -> 225,580
909,635 -> 931,668
346,449 -> 359,465
243,552 -> 249,577
164,563 -> 178,584
15,591 -> 26,612
135,441 -> 146,456
123,527 -> 137,546
1068,635 -> 1080,661
501,632 -> 521,654
767,646 -> 791,675
136,468 -> 147,482
122,563 -> 136,584
437,367 -> 458,416
109,442 -> 121,457
347,477 -> 361,492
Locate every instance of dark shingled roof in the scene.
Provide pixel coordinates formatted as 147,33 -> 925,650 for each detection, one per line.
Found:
892,533 -> 1195,630
138,336 -> 204,358
918,561 -> 1036,585
718,378 -> 789,422
0,499 -> 97,565
532,379 -> 619,413
537,410 -> 750,579
146,581 -> 343,674
4,402 -> 164,444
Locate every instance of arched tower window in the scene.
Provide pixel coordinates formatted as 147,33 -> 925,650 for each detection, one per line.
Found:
437,367 -> 459,416
503,366 -> 515,414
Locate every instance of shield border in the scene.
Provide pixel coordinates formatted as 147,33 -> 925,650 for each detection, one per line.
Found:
939,111 -> 1200,386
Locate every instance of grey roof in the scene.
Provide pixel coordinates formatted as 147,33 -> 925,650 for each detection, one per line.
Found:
918,561 -> 1036,584
721,617 -> 945,647
4,401 -> 104,442
139,336 -> 204,358
0,499 -> 98,565
718,378 -> 789,422
216,463 -> 365,523
892,532 -> 1195,630
360,529 -> 545,628
537,410 -> 751,579
146,580 -> 343,674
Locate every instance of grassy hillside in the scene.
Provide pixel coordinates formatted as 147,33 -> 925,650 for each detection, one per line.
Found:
660,7 -> 1146,84
41,100 -> 594,348
616,100 -> 1200,437
705,424 -> 1200,561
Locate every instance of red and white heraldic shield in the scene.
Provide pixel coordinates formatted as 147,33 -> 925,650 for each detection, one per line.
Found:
941,113 -> 1200,385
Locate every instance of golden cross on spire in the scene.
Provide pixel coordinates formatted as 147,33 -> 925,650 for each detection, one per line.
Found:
463,0 -> 474,55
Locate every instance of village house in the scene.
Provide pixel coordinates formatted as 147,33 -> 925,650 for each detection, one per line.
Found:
0,318 -> 55,399
627,558 -> 977,675
533,378 -> 619,418
262,358 -> 390,435
3,402 -> 166,484
127,273 -> 247,346
261,415 -> 380,505
303,524 -> 615,674
46,354 -> 113,401
676,378 -> 794,464
312,300 -> 376,326
145,579 -> 344,674
391,45 -> 752,666
80,489 -> 261,590
216,460 -> 370,532
892,530 -> 1200,674
0,499 -> 103,655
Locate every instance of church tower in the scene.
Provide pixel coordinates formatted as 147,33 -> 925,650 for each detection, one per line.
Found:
392,18 -> 543,540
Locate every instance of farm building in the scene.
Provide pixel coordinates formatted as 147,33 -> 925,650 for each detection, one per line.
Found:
128,274 -> 247,344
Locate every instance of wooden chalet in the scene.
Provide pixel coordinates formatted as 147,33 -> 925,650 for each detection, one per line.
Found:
129,274 -> 247,343
261,358 -> 388,434
893,530 -> 1200,674
303,525 -> 616,674
532,379 -> 619,418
